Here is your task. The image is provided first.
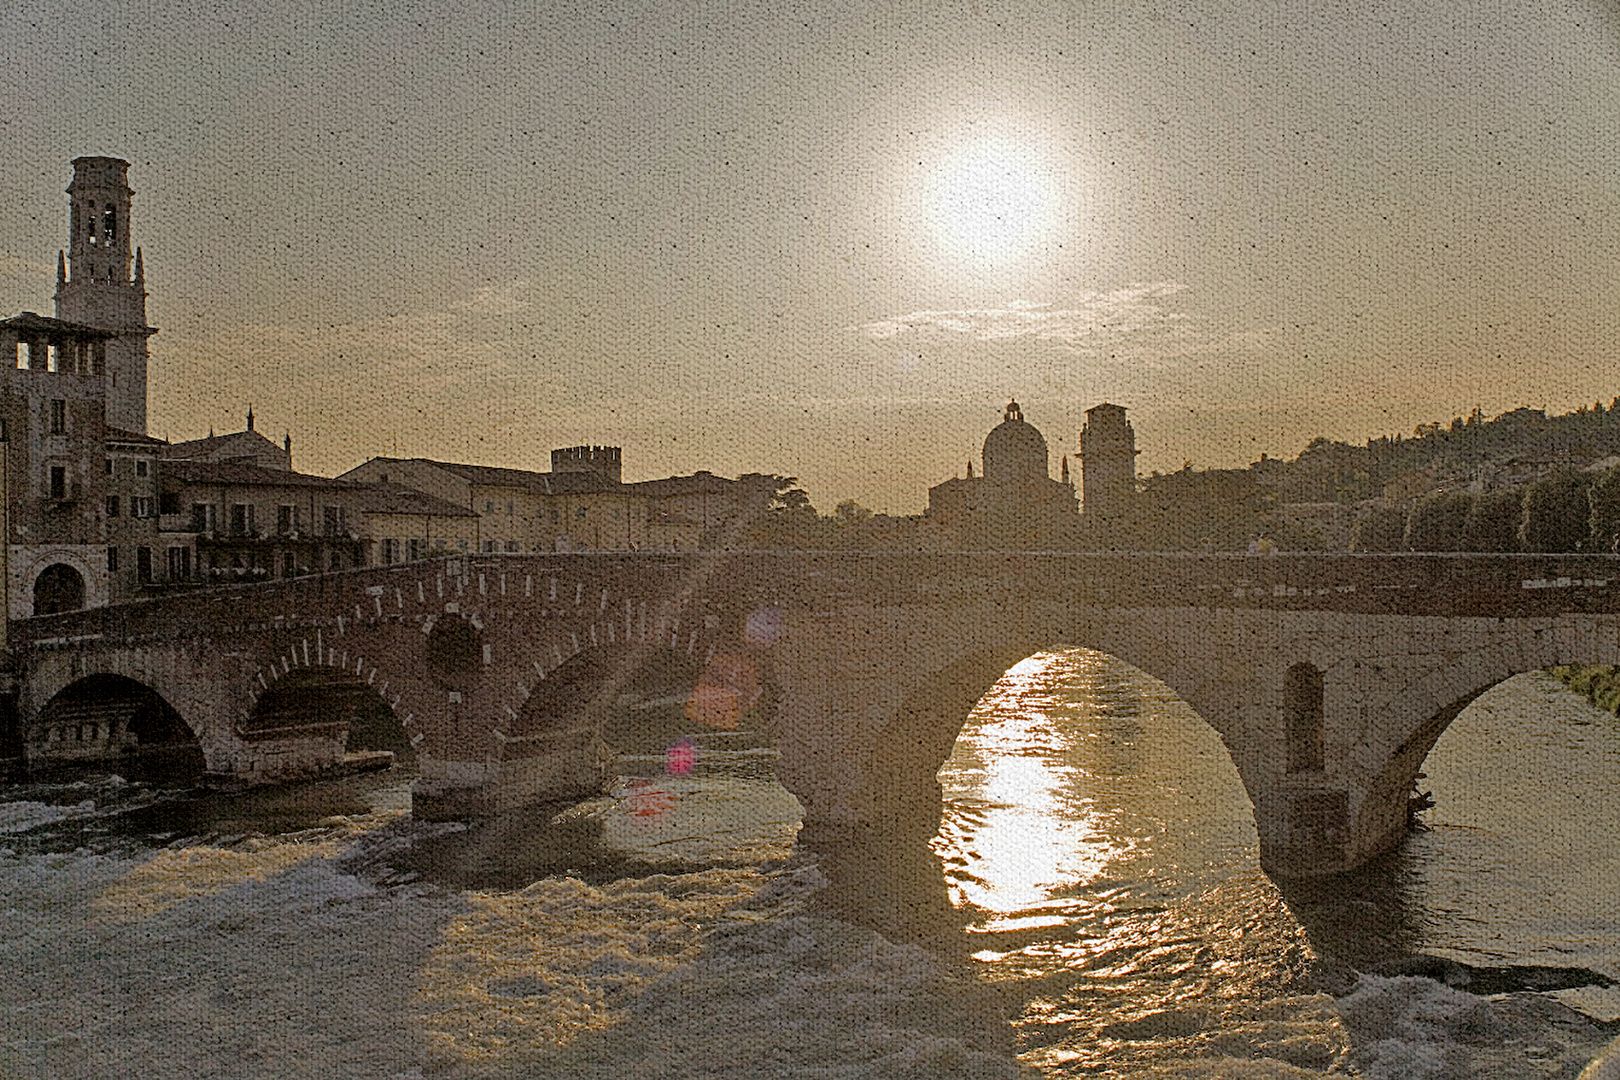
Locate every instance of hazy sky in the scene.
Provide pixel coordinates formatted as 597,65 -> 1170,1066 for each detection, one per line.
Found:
3,0 -> 1618,512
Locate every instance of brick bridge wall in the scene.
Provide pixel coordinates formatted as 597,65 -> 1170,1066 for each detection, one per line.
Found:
10,552 -> 1620,876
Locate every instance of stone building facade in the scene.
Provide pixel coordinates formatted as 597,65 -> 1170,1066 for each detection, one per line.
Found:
339,457 -> 652,553
0,157 -> 162,617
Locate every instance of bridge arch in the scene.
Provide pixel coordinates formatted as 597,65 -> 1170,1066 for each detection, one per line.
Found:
245,668 -> 408,755
1352,632 -> 1620,864
856,634 -> 1249,843
30,673 -> 204,780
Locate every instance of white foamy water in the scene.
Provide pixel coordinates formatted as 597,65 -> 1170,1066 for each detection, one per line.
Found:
1,655 -> 1617,1078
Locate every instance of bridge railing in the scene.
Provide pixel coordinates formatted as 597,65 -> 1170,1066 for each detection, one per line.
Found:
10,551 -> 1620,649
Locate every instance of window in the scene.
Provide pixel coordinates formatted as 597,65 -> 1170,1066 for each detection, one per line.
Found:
457,539 -> 468,552
49,466 -> 66,501
484,500 -> 494,513
329,551 -> 342,571
282,552 -> 296,577
550,507 -> 560,522
482,540 -> 497,553
504,540 -> 519,553
136,546 -> 152,584
106,495 -> 120,517
191,503 -> 217,533
575,506 -> 587,520
159,492 -> 179,515
107,546 -> 119,572
135,459 -> 148,478
131,496 -> 154,518
506,501 -> 514,516
1284,663 -> 1326,774
47,344 -> 61,373
433,538 -> 447,550
105,458 -> 113,475
49,399 -> 65,435
277,504 -> 297,535
13,341 -> 26,369
381,538 -> 400,564
408,538 -> 428,560
323,505 -> 344,537
230,503 -> 254,536
104,204 -> 117,244
167,546 -> 191,582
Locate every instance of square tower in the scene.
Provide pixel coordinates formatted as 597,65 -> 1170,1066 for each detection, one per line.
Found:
54,157 -> 153,434
1079,403 -> 1138,520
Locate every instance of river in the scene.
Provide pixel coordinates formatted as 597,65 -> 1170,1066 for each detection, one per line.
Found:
1,649 -> 1617,1078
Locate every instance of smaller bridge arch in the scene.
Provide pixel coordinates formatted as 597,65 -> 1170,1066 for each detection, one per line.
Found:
30,673 -> 204,780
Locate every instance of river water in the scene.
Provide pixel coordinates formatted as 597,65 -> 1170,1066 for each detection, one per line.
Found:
2,649 -> 1617,1078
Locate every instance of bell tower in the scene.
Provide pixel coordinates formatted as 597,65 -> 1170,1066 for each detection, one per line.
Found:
54,156 -> 152,433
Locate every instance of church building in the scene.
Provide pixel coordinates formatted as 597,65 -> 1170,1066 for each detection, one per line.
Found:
926,399 -> 1077,547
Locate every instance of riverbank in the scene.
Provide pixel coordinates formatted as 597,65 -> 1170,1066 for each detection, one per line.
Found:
1550,664 -> 1620,715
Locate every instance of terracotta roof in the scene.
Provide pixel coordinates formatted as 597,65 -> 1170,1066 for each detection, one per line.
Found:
161,460 -> 360,490
104,426 -> 166,447
627,471 -> 739,497
358,484 -> 479,518
163,428 -> 284,458
362,457 -> 615,495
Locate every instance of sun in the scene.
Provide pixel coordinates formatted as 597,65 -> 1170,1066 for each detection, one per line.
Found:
924,136 -> 1056,266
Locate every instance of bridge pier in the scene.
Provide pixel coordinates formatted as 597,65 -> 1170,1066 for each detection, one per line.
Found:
412,723 -> 605,820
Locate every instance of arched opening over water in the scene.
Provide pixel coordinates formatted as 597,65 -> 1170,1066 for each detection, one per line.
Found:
879,647 -> 1313,1075
1352,659 -> 1620,865
1293,669 -> 1620,1002
32,674 -> 204,780
246,669 -> 409,759
405,642 -> 787,889
514,643 -> 771,752
925,648 -> 1261,916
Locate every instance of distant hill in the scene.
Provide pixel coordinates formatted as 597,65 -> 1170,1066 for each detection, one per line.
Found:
1123,398 -> 1620,553
1263,399 -> 1620,505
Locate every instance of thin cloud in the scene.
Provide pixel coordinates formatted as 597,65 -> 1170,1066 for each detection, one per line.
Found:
162,284 -> 530,399
451,279 -> 534,316
860,282 -> 1270,361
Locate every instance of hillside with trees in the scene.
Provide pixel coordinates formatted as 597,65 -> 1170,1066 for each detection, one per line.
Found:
1269,400 -> 1620,553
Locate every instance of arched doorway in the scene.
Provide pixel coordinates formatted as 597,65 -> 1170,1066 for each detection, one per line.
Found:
33,562 -> 85,615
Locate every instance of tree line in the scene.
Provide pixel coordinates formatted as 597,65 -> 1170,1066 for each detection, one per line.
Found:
1351,466 -> 1620,553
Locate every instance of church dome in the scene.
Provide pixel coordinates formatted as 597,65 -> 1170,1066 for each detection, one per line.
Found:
982,399 -> 1050,484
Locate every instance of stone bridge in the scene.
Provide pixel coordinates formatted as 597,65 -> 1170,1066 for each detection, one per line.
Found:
7,551 -> 1620,878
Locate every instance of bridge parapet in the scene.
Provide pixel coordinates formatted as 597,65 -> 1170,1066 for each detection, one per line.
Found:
11,552 -> 1620,652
